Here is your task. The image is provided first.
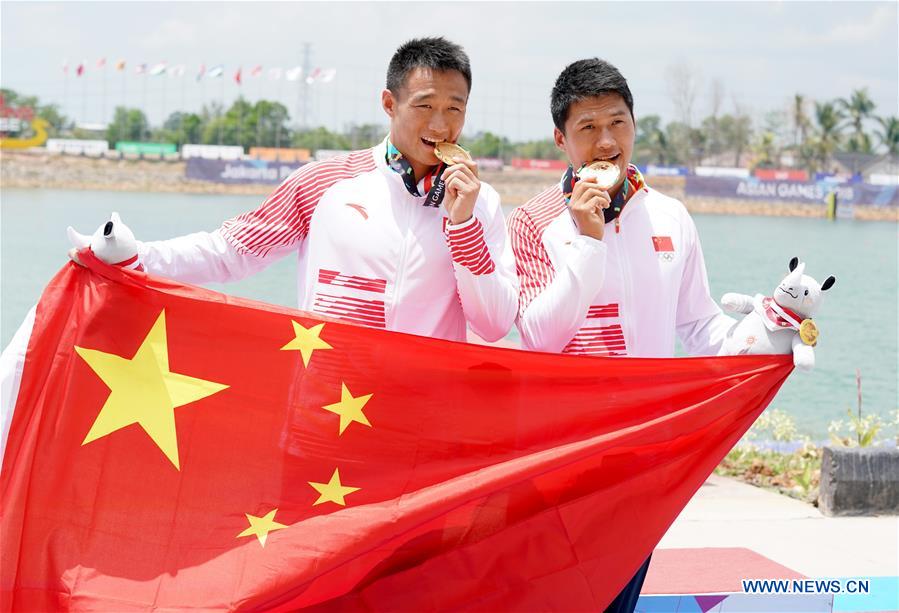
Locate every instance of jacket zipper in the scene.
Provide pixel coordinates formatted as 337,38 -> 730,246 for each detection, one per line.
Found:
614,211 -> 631,354
391,190 -> 414,326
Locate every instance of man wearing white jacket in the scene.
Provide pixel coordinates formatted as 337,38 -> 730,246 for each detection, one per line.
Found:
508,58 -> 736,613
1,38 -> 518,463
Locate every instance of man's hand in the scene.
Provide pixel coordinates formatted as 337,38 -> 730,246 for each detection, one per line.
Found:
568,176 -> 610,241
442,157 -> 480,225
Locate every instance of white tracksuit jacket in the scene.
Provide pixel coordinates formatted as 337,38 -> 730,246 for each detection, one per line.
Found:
509,181 -> 734,357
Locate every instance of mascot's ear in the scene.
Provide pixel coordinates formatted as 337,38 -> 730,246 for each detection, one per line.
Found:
789,257 -> 799,271
821,276 -> 836,291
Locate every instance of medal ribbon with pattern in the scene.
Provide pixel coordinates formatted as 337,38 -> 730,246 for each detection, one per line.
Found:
561,163 -> 646,227
386,140 -> 447,208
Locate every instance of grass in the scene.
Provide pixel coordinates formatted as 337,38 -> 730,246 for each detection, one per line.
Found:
714,407 -> 898,506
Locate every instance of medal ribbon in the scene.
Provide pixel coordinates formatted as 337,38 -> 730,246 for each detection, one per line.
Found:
561,163 -> 645,223
386,140 -> 447,207
763,296 -> 804,329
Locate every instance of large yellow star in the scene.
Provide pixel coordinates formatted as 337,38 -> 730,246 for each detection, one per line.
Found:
75,310 -> 229,470
322,383 -> 373,435
309,468 -> 360,507
280,321 -> 332,367
237,508 -> 288,547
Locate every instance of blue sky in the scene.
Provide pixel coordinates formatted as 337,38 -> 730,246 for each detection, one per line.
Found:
2,1 -> 896,141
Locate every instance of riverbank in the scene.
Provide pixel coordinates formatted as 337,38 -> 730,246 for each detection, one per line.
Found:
2,150 -> 896,220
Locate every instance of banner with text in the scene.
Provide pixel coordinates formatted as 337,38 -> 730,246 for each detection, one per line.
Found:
685,176 -> 899,206
186,158 -> 304,184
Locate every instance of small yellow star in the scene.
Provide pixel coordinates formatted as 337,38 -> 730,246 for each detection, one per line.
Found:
309,468 -> 360,507
237,508 -> 288,547
75,310 -> 229,470
322,383 -> 373,435
280,321 -> 332,367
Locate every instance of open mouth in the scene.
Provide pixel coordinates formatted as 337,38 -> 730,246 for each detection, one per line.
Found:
421,137 -> 443,149
594,153 -> 621,164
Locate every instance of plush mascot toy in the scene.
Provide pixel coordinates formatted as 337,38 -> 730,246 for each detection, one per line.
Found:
67,212 -> 142,271
719,257 -> 835,371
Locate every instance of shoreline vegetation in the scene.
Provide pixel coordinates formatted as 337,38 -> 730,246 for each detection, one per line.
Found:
2,150 -> 896,221
717,408 -> 898,507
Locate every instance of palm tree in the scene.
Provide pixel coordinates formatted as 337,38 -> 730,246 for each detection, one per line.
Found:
839,88 -> 876,153
814,101 -> 844,171
752,132 -> 778,168
875,116 -> 899,155
792,94 -> 811,148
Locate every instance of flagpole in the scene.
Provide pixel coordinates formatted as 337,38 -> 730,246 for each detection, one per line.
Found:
62,61 -> 69,134
276,72 -> 284,151
199,65 -> 206,130
120,63 -> 126,148
236,68 -> 243,151
141,69 -> 148,142
179,68 -> 186,148
301,42 -> 311,129
218,73 -> 224,146
81,61 -> 87,128
101,60 -> 107,127
161,67 -> 167,133
256,69 -> 263,150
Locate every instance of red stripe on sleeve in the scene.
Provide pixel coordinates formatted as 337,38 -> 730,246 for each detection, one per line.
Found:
220,150 -> 377,257
445,219 -> 495,276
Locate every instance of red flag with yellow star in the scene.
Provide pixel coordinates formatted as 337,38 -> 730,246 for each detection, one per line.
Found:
1,252 -> 791,611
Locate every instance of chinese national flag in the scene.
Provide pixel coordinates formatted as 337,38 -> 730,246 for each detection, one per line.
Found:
1,253 -> 791,611
652,235 -> 675,252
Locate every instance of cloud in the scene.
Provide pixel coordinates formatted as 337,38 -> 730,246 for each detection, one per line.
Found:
827,4 -> 894,43
136,18 -> 198,49
788,4 -> 896,46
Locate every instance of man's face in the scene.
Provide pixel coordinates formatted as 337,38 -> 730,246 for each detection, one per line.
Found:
554,93 -> 635,194
382,67 -> 469,172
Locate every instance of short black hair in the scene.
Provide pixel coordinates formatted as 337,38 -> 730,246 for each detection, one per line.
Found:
551,58 -> 634,132
386,37 -> 472,96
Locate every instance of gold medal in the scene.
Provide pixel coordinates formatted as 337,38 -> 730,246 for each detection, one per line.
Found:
577,161 -> 621,190
434,142 -> 471,165
799,319 -> 818,346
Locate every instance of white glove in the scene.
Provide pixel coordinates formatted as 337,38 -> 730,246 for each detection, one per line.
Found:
67,212 -> 140,268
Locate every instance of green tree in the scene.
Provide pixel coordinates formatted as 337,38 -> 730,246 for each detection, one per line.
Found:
791,94 -> 811,149
839,88 -> 876,154
752,132 -> 778,168
663,121 -> 691,166
813,101 -> 844,170
874,116 -> 899,155
106,106 -> 149,145
718,113 -> 753,167
462,131 -> 511,159
251,100 -> 291,148
292,126 -> 351,151
635,115 -> 672,165
700,115 -> 725,161
0,88 -> 70,136
161,111 -> 203,146
36,103 -> 69,136
344,124 -> 386,149
513,139 -> 565,160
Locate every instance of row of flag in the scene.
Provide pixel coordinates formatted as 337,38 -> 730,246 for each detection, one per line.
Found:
61,60 -> 337,85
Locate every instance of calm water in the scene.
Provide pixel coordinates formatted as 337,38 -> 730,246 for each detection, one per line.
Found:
2,188 -> 896,439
